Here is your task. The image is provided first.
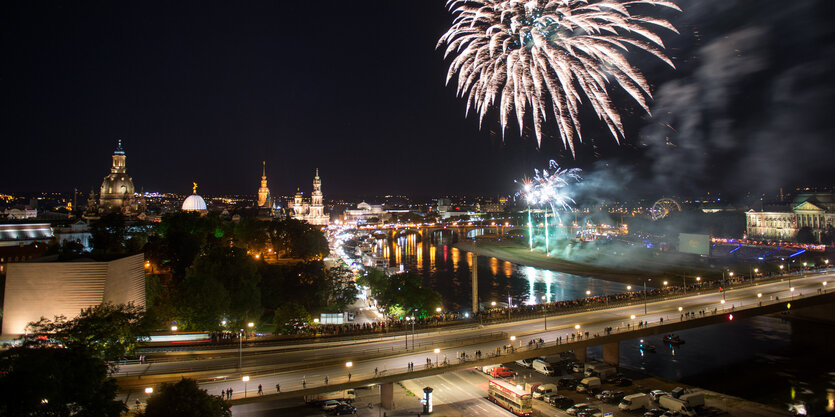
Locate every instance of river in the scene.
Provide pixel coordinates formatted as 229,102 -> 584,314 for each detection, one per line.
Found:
372,234 -> 835,416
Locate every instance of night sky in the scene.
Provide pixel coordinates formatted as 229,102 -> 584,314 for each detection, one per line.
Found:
2,1 -> 834,200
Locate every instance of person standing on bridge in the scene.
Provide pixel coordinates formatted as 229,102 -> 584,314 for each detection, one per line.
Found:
325,376 -> 328,385
348,372 -> 352,381
276,383 -> 280,393
258,384 -> 263,395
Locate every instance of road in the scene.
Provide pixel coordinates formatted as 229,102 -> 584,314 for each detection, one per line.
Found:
118,272 -> 832,405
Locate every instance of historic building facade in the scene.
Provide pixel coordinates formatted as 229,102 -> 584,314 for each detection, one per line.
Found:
257,161 -> 272,208
86,140 -> 144,219
290,169 -> 329,226
746,193 -> 835,242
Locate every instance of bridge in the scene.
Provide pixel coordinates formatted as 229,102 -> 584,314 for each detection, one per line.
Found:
116,271 -> 834,410
359,222 -> 521,242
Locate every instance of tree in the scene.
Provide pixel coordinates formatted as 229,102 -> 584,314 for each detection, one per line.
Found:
357,269 -> 442,317
273,302 -> 312,334
177,273 -> 230,331
0,346 -> 126,417
795,226 -> 817,244
268,219 -> 329,260
138,378 -> 229,417
90,212 -> 128,255
185,246 -> 261,326
25,303 -> 148,365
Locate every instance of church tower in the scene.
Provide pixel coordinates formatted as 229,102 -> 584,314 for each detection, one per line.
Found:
307,168 -> 327,225
99,139 -> 135,212
257,161 -> 271,207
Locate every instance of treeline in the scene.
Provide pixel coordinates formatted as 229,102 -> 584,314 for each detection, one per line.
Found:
356,269 -> 442,318
66,212 -> 349,332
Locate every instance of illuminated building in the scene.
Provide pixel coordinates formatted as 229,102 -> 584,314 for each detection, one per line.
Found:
99,140 -> 135,214
1,253 -> 145,335
746,193 -> 835,242
257,161 -> 272,208
181,182 -> 208,214
290,169 -> 329,225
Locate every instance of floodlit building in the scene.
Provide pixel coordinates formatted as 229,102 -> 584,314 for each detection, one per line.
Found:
746,193 -> 835,242
1,253 -> 146,336
257,161 -> 272,208
290,169 -> 329,225
99,140 -> 135,213
181,183 -> 208,214
344,202 -> 387,225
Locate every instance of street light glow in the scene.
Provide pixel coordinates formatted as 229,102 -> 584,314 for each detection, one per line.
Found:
627,285 -> 632,290
509,336 -> 516,341
630,315 -> 636,319
247,322 -> 254,328
491,301 -> 497,307
720,300 -> 726,304
346,361 -> 353,368
242,376 -> 249,382
145,387 -> 153,394
575,324 -> 581,330
757,293 -> 762,298
433,348 -> 440,354
170,325 -> 177,332
663,281 -> 668,286
585,290 -> 591,296
436,307 -> 442,312
696,276 -> 701,282
678,306 -> 683,312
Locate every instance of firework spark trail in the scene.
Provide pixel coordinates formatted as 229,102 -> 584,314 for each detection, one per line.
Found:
438,0 -> 680,155
517,160 -> 582,220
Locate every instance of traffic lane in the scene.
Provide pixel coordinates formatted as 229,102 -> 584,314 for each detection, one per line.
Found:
119,274 -> 831,379
401,370 -> 515,417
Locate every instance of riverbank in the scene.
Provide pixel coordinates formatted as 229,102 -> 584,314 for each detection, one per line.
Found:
456,240 -> 673,287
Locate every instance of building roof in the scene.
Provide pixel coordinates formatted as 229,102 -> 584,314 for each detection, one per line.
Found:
182,194 -> 207,212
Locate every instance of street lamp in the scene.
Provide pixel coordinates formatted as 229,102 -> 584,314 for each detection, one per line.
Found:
643,278 -> 651,314
170,325 -> 177,332
491,301 -> 497,307
242,376 -> 249,398
627,285 -> 632,291
824,281 -> 828,293
435,307 -> 442,313
238,328 -> 244,370
678,306 -> 683,312
145,387 -> 153,394
663,281 -> 668,286
434,348 -> 440,366
586,290 -> 591,296
574,324 -> 581,336
346,361 -> 353,379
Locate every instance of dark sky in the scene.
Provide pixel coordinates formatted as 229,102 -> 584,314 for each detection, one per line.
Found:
2,1 -> 834,200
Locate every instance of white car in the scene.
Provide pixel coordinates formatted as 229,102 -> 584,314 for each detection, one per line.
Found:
566,403 -> 591,416
649,390 -> 668,402
321,400 -> 344,411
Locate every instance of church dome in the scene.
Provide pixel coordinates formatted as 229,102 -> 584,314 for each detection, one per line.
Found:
182,194 -> 207,212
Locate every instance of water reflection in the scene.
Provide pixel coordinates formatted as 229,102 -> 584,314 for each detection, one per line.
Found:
373,236 -> 629,310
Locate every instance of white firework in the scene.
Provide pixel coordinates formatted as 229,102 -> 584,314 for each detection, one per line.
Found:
517,160 -> 582,215
438,0 -> 680,154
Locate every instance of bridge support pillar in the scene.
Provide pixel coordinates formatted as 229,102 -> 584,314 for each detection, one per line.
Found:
574,347 -> 587,363
602,342 -> 619,367
380,382 -> 394,409
472,254 -> 478,313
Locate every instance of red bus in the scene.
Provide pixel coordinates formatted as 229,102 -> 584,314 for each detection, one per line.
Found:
488,379 -> 533,416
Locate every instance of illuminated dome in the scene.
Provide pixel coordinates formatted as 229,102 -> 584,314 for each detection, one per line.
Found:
182,194 -> 207,212
100,140 -> 135,212
182,182 -> 207,212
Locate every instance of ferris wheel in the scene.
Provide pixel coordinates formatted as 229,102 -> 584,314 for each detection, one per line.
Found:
650,198 -> 681,221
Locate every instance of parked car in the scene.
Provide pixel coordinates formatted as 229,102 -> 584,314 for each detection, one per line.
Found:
547,395 -> 574,410
644,409 -> 666,417
566,403 -> 592,416
558,377 -> 579,390
331,404 -> 356,415
650,390 -> 668,402
602,391 -> 626,403
516,359 -> 534,368
577,407 -> 604,417
321,400 -> 345,411
489,366 -> 514,378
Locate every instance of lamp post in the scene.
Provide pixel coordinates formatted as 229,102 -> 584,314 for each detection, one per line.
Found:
824,281 -> 828,294
434,348 -> 440,366
346,361 -> 353,380
242,376 -> 249,398
238,328 -> 244,370
575,324 -> 581,338
145,387 -> 153,394
696,276 -> 701,290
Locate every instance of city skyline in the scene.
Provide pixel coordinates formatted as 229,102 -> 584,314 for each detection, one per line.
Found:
2,1 -> 834,198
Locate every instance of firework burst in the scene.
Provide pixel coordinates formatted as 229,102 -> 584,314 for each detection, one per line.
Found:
517,160 -> 582,215
438,0 -> 680,154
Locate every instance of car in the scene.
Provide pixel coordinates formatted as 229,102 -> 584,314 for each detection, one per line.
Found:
558,377 -> 579,390
566,403 -> 592,416
571,363 -> 585,373
650,390 -> 668,402
547,395 -> 574,410
516,359 -> 534,368
331,404 -> 356,415
602,391 -> 626,403
489,366 -> 514,378
321,400 -> 345,411
595,390 -> 612,400
644,408 -> 666,417
577,408 -> 604,417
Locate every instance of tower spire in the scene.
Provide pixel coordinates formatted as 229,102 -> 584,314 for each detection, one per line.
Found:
262,161 -> 266,178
